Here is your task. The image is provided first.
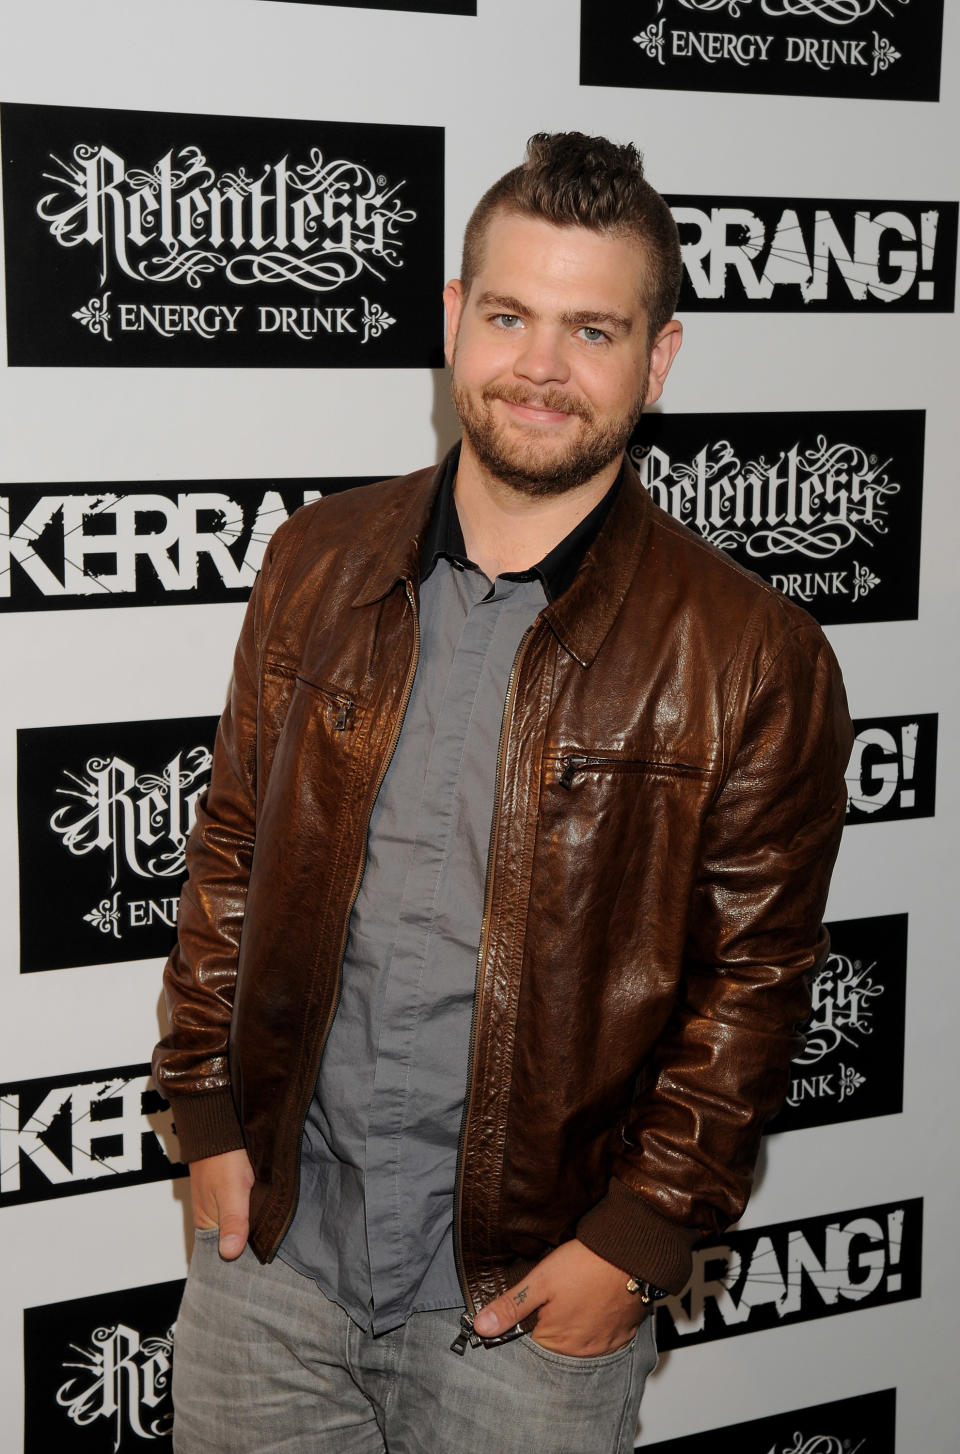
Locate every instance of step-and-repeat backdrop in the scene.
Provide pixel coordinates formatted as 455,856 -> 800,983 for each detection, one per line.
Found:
1,2 -> 956,1449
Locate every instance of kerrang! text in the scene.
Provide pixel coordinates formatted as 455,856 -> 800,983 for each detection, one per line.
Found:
0,488 -> 320,599
674,204 -> 940,304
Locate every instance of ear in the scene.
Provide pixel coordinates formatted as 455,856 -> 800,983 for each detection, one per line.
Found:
443,279 -> 465,368
644,319 -> 683,407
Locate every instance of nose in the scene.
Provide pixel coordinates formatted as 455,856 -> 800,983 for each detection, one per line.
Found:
513,325 -> 570,387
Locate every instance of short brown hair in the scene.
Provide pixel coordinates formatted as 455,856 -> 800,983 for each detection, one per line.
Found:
460,132 -> 682,341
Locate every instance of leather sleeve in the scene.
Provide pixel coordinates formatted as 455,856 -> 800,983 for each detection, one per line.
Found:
578,614 -> 853,1292
151,522 -> 301,1163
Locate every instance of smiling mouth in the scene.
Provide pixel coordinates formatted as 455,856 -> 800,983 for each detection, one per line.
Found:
481,382 -> 593,427
501,399 -> 574,425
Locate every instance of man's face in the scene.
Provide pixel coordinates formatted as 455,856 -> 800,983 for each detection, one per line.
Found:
443,211 -> 681,497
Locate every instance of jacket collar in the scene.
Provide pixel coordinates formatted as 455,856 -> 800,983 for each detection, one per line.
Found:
544,458 -> 651,667
349,458 -> 446,607
350,450 -> 652,669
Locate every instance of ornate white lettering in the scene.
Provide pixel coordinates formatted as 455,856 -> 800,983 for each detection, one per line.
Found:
631,436 -> 900,560
674,0 -> 906,21
57,1321 -> 174,1450
50,747 -> 212,885
796,951 -> 884,1065
37,145 -> 416,293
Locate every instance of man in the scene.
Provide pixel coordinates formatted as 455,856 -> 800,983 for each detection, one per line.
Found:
154,133 -> 852,1453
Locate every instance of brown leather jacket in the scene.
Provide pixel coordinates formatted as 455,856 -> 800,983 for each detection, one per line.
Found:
153,456 -> 852,1308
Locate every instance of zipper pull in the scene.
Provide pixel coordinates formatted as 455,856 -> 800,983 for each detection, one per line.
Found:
559,755 -> 589,790
450,1310 -> 482,1355
335,700 -> 353,732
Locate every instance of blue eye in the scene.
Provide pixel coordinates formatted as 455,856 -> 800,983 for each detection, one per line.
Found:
579,327 -> 607,343
494,314 -> 522,329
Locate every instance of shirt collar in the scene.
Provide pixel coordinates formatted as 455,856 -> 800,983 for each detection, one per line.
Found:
420,443 -> 623,603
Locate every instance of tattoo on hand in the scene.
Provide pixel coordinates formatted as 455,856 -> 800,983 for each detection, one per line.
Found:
514,1286 -> 530,1305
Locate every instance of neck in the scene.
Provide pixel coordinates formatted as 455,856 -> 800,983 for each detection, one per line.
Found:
452,440 -> 621,581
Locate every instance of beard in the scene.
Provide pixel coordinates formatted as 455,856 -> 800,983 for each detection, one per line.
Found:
450,374 -> 646,498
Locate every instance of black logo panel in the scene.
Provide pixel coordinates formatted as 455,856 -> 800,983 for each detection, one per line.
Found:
629,410 -> 924,625
582,1 -> 943,103
845,715 -> 937,824
0,1063 -> 184,1208
18,715 -> 218,971
640,1388 -> 896,1453
2,102 -> 445,367
769,914 -> 907,1134
657,1198 -> 921,1349
24,1278 -> 184,1451
0,476 -> 378,611
665,196 -> 956,312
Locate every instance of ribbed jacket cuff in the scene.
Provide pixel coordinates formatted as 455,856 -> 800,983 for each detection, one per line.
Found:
576,1178 -> 697,1295
167,1089 -> 246,1164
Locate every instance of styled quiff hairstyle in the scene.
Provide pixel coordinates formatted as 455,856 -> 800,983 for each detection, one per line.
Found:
460,132 -> 683,342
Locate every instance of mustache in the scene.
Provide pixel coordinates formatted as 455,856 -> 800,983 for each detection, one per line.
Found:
481,383 -> 594,422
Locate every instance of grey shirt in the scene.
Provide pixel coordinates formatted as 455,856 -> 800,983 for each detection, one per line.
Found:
280,457 -> 620,1334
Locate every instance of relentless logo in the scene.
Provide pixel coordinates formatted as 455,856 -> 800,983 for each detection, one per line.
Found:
629,411 -> 924,624
18,716 -> 218,972
0,1064 -> 183,1206
656,1199 -> 921,1348
57,1322 -> 173,1449
639,1388 -> 896,1453
24,1279 -> 184,1452
38,145 -> 415,295
0,478 -> 380,612
581,0 -> 942,102
664,196 -> 956,311
52,745 -> 211,893
845,715 -> 937,823
769,914 -> 907,1133
1,103 -> 445,367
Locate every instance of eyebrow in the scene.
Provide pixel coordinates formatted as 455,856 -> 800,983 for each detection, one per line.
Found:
474,291 -> 634,336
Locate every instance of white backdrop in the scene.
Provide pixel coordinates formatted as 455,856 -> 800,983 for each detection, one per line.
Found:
1,1 -> 958,1448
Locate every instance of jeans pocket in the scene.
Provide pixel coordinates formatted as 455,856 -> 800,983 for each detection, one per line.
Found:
520,1329 -> 638,1371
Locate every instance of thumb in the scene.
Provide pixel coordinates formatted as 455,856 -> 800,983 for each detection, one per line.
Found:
473,1275 -> 542,1337
217,1204 -> 250,1261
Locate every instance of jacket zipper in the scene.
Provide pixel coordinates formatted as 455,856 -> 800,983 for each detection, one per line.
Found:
559,753 -> 702,789
268,579 -> 420,1257
294,673 -> 355,732
450,621 -> 536,1354
559,754 -> 592,789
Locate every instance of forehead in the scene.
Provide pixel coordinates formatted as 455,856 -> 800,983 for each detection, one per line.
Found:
471,212 -> 648,316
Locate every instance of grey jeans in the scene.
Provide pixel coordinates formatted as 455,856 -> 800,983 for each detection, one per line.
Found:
172,1232 -> 657,1453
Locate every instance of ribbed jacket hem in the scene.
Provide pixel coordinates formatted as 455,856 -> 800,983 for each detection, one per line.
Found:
167,1089 -> 245,1164
576,1177 -> 697,1295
